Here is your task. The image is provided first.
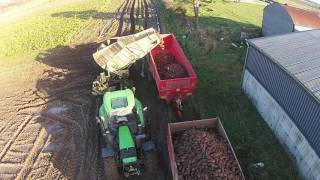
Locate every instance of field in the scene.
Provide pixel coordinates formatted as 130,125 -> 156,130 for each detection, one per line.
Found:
0,0 -> 123,58
0,0 -> 123,179
0,0 -> 307,179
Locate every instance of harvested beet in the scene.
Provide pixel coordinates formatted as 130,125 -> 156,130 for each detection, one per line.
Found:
154,51 -> 188,79
173,128 -> 242,180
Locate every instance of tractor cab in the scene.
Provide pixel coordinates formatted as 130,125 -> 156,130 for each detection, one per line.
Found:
99,89 -> 145,134
98,89 -> 147,177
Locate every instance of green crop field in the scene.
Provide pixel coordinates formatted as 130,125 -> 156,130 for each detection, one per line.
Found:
0,0 -> 122,59
156,0 -> 301,179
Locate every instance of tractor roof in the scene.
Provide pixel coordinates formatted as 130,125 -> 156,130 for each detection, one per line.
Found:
103,89 -> 135,114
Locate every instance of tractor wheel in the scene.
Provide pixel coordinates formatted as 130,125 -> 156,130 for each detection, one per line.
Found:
144,150 -> 159,177
104,157 -> 120,180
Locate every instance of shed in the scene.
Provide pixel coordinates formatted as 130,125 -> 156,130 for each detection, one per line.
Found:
242,30 -> 320,179
262,2 -> 320,36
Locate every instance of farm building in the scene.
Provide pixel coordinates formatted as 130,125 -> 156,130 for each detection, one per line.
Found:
262,2 -> 320,36
242,30 -> 320,179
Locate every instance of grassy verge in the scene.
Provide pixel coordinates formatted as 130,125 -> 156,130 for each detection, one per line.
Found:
0,0 -> 123,58
157,0 -> 300,179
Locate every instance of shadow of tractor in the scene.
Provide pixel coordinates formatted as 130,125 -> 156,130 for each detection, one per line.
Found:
35,43 -> 104,179
52,10 -> 115,20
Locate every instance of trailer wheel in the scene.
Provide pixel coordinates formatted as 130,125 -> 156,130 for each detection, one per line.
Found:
144,150 -> 159,176
104,157 -> 120,180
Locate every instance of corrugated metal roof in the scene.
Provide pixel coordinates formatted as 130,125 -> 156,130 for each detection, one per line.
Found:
248,30 -> 320,102
281,4 -> 320,29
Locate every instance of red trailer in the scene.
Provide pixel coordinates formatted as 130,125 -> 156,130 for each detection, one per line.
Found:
167,118 -> 245,180
148,34 -> 197,106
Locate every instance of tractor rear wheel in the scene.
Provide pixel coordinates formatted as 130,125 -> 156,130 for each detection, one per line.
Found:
104,157 -> 120,180
144,150 -> 159,177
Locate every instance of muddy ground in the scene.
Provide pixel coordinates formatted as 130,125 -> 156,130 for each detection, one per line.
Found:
0,0 -> 168,179
0,42 -> 100,179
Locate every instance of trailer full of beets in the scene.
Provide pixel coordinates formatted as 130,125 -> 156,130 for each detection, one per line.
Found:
167,118 -> 245,180
146,33 -> 245,179
148,34 -> 197,105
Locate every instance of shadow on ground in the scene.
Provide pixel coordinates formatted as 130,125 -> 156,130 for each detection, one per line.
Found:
34,43 -> 104,179
52,10 -> 115,20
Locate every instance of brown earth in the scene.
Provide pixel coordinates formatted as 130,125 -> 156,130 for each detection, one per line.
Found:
0,0 -> 166,179
0,40 -> 100,180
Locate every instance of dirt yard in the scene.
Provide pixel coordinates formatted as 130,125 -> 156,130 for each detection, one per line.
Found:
0,39 -> 100,180
0,0 -> 166,179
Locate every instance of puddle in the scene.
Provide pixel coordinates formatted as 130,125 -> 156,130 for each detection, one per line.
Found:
48,106 -> 68,115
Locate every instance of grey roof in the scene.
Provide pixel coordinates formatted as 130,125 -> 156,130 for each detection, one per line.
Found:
248,30 -> 320,101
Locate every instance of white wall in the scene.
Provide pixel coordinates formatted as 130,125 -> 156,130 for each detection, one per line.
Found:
242,70 -> 320,180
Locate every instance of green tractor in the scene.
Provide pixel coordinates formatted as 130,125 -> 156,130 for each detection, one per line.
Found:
92,28 -> 162,179
97,89 -> 157,178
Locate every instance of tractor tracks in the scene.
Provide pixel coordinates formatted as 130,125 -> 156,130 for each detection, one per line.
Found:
0,115 -> 34,162
0,41 -> 97,179
0,87 -> 48,179
99,0 -> 160,40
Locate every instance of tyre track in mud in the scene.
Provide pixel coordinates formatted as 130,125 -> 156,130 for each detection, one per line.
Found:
15,128 -> 49,180
130,0 -> 136,34
31,43 -> 99,180
0,71 -> 50,180
120,0 -> 134,36
0,115 -> 33,162
99,1 -> 126,40
0,61 -> 93,180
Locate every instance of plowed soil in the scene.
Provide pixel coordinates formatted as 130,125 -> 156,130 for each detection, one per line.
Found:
0,0 -> 165,179
0,42 -> 100,179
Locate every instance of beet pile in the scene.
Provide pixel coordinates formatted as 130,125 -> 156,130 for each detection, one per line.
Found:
154,51 -> 188,79
173,128 -> 242,180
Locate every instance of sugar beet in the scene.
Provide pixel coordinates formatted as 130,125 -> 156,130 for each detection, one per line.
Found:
154,51 -> 188,79
173,128 -> 242,180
